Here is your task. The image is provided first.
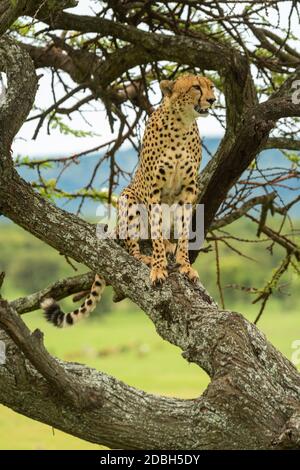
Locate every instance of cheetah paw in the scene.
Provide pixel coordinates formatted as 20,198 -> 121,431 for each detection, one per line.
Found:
150,266 -> 168,285
179,265 -> 199,282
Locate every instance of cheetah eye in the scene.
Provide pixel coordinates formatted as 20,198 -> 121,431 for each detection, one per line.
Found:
192,85 -> 201,91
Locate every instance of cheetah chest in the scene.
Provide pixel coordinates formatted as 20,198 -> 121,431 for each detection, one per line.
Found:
159,148 -> 194,204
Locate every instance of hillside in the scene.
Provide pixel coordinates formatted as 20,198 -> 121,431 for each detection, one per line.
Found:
14,138 -> 300,216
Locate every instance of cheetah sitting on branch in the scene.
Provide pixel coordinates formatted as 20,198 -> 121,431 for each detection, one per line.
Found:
41,75 -> 216,327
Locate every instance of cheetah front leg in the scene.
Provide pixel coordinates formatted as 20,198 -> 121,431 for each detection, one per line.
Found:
175,185 -> 199,282
148,196 -> 168,285
118,189 -> 152,267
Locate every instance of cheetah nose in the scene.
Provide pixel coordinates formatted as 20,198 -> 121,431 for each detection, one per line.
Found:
207,98 -> 216,105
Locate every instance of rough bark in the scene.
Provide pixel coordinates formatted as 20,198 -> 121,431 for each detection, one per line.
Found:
1,24 -> 300,451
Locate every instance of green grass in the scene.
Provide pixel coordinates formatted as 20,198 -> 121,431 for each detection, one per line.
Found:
0,300 -> 299,449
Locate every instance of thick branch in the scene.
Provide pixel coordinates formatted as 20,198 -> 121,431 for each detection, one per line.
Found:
195,112 -> 274,247
1,311 -> 274,451
265,137 -> 300,151
0,37 -> 37,149
256,97 -> 300,120
36,11 -> 229,72
1,249 -> 300,448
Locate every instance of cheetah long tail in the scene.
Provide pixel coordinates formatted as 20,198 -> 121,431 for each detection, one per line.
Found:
40,274 -> 106,328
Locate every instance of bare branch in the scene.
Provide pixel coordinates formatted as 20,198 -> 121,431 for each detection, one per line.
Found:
265,137 -> 300,151
0,271 -> 5,291
246,213 -> 300,260
211,193 -> 276,230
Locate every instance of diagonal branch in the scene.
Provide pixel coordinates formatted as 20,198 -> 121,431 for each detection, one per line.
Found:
210,193 -> 276,230
193,81 -> 300,261
265,137 -> 300,151
195,109 -> 274,247
10,270 -> 121,314
246,213 -> 300,260
23,43 -> 153,114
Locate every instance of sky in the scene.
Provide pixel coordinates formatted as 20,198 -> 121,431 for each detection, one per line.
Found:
6,0 -> 297,157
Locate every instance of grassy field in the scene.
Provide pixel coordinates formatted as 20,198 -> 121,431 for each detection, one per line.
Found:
0,299 -> 299,450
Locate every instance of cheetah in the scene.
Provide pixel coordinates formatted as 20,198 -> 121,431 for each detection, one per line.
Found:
41,75 -> 216,327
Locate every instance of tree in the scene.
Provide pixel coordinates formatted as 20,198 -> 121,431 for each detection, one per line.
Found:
0,0 -> 300,449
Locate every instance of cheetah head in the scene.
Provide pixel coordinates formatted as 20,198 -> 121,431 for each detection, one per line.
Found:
160,75 -> 216,119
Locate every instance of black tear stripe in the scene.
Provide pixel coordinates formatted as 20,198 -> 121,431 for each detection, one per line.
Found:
189,84 -> 203,98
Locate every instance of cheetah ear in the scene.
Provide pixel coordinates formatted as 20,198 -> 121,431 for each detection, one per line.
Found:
160,80 -> 174,97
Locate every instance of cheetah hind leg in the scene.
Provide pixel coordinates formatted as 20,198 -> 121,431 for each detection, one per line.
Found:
118,189 -> 152,267
164,239 -> 176,256
126,240 -> 152,267
178,263 -> 199,282
138,253 -> 152,266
